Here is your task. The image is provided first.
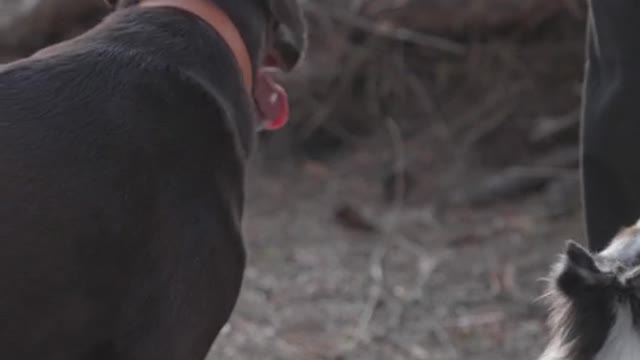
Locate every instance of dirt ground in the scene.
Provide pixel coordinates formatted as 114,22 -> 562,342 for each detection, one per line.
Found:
206,128 -> 584,360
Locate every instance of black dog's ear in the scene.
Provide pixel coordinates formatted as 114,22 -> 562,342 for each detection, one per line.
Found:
268,0 -> 307,70
555,240 -> 609,298
104,0 -> 118,7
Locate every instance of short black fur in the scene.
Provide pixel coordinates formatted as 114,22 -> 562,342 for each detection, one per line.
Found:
0,1 -> 304,359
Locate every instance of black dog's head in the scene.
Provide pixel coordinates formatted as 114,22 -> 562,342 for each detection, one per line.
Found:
104,0 -> 307,130
539,222 -> 640,360
104,0 -> 306,72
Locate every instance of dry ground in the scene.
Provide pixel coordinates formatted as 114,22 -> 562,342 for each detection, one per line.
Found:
207,129 -> 583,360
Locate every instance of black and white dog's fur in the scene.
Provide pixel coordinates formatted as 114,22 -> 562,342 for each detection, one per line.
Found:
0,0 -> 305,359
540,221 -> 640,360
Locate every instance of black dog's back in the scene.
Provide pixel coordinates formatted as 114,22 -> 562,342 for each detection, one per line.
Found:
0,7 -> 252,359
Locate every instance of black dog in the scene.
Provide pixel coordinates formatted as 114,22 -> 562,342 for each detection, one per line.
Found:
539,222 -> 640,360
0,0 -> 305,358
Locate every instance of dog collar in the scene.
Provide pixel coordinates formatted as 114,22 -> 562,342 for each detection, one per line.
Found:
139,0 -> 253,90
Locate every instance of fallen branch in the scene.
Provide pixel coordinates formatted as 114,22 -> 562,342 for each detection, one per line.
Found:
450,166 -> 573,205
303,1 -> 467,55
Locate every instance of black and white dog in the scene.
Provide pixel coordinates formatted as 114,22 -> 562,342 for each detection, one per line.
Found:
0,0 -> 305,358
540,221 -> 640,360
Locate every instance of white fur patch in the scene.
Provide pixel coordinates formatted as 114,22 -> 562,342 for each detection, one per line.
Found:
600,224 -> 640,263
537,337 -> 571,360
594,302 -> 640,360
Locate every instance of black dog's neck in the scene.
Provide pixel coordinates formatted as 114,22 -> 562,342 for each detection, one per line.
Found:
127,0 -> 268,72
108,5 -> 260,152
211,0 -> 268,72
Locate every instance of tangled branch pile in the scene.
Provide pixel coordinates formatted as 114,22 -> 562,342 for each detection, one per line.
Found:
282,0 -> 586,164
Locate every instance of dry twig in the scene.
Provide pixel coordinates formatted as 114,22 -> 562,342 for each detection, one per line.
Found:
303,1 -> 467,55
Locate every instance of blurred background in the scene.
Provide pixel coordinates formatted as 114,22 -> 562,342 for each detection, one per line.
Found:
0,0 -> 587,358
